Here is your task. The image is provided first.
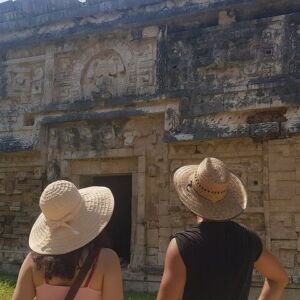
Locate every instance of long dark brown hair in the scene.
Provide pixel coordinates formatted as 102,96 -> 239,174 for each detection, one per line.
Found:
31,230 -> 111,281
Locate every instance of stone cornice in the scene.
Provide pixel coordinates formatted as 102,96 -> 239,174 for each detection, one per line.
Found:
1,0 -> 300,50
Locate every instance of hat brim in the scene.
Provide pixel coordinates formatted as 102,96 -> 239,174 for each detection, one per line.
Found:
29,186 -> 114,255
173,165 -> 247,221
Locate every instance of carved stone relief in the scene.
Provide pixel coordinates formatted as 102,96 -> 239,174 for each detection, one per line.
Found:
6,62 -> 45,102
81,50 -> 126,100
54,55 -> 74,102
48,123 -> 124,154
47,159 -> 61,181
31,67 -> 44,95
54,36 -> 158,102
93,124 -> 116,149
288,23 -> 300,75
12,71 -> 31,94
3,173 -> 18,195
167,19 -> 285,92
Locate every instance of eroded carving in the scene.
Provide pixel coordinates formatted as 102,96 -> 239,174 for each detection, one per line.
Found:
47,159 -> 61,181
6,62 -> 45,101
81,50 -> 126,100
31,67 -> 44,95
93,124 -> 116,149
167,19 -> 284,92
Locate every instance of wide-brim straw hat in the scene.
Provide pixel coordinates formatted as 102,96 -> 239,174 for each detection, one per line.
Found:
29,180 -> 114,255
173,157 -> 247,221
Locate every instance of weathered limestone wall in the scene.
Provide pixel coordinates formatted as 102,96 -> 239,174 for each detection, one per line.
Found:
0,152 -> 43,273
1,0 -> 300,297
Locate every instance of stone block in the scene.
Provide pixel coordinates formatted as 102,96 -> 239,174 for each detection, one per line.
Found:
270,213 -> 293,227
268,143 -> 291,155
248,192 -> 263,207
295,214 -> 300,230
142,26 -> 159,38
138,156 -> 146,173
158,200 -> 169,216
123,132 -> 135,147
270,226 -> 297,240
170,213 -> 184,227
147,247 -> 158,256
269,171 -> 296,182
147,165 -> 159,177
124,281 -> 147,292
147,229 -> 158,248
297,237 -> 300,251
272,240 -> 297,250
279,249 -> 295,268
159,216 -> 170,227
159,237 -> 170,252
270,200 -> 300,213
9,204 -> 21,212
247,173 -> 263,192
292,275 -> 300,285
147,199 -> 158,219
269,182 -> 296,200
13,227 -> 29,235
158,251 -> 166,266
146,255 -> 157,265
147,282 -> 160,293
0,263 -> 20,275
147,274 -> 161,282
269,156 -> 296,172
135,224 -> 146,246
237,213 -> 265,231
250,122 -> 280,139
137,173 -> 145,196
159,227 -> 171,238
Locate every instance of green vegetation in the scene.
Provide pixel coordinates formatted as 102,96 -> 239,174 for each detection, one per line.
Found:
0,275 -> 16,300
0,275 -> 156,300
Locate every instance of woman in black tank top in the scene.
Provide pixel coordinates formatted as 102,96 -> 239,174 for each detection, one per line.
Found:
156,158 -> 288,300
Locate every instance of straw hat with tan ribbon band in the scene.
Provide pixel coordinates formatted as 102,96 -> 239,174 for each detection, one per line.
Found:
29,180 -> 114,255
173,157 -> 247,221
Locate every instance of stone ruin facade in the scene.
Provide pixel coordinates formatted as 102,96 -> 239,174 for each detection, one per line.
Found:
1,0 -> 300,298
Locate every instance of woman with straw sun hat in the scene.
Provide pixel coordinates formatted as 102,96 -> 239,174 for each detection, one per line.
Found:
157,157 -> 288,300
13,180 -> 123,300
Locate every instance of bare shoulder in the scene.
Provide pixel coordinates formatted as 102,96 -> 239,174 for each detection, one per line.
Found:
24,252 -> 44,285
99,248 -> 120,268
15,252 -> 36,282
167,238 -> 181,258
22,253 -> 35,270
100,248 -> 119,260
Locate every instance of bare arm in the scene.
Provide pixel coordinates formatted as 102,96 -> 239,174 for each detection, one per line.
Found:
156,238 -> 186,300
102,249 -> 124,300
255,249 -> 288,300
12,254 -> 36,300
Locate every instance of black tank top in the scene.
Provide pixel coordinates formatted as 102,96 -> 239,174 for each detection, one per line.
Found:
174,221 -> 262,300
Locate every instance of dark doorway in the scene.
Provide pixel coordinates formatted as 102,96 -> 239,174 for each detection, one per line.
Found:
93,175 -> 132,266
